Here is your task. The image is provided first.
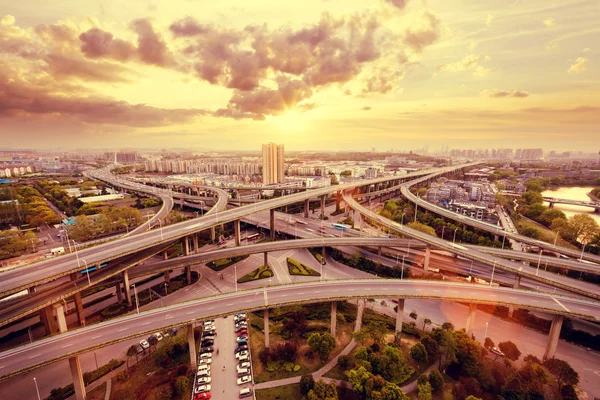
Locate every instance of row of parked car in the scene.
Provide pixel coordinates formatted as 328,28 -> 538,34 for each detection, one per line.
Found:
194,320 -> 217,400
234,313 -> 253,398
139,328 -> 177,352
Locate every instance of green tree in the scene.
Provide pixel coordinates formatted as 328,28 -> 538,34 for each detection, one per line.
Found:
417,381 -> 433,400
307,332 -> 336,361
422,318 -> 432,332
347,366 -> 372,397
428,369 -> 444,393
410,343 -> 428,365
373,344 -> 414,385
126,345 -> 138,369
538,209 -> 566,227
544,358 -> 579,390
498,341 -> 521,361
568,214 -> 600,244
407,222 -> 437,237
300,374 -> 315,395
174,376 -> 189,396
307,379 -> 338,400
484,337 -> 494,349
521,226 -> 541,239
465,396 -> 483,400
522,191 -> 543,205
410,311 -> 418,321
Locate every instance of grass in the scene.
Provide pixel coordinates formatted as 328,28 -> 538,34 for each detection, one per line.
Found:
286,257 -> 321,276
206,255 -> 249,271
513,215 -> 577,249
255,383 -> 303,400
238,264 -> 274,283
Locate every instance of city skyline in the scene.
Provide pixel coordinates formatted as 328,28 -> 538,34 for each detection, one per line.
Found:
0,0 -> 598,151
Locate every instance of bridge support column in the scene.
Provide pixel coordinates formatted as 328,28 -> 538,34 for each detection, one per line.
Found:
335,191 -> 341,213
465,303 -> 477,337
185,266 -> 192,285
193,234 -> 199,253
164,270 -> 171,283
330,302 -> 337,337
320,195 -> 326,217
28,286 -> 36,294
548,202 -> 554,209
40,305 -> 59,335
354,301 -> 364,332
378,247 -> 382,256
264,252 -> 268,268
543,315 -> 564,361
70,272 -> 85,326
163,250 -> 168,260
69,355 -> 87,400
395,299 -> 405,342
122,270 -> 132,307
54,303 -> 68,333
322,247 -> 326,261
304,199 -> 310,218
264,309 -> 270,348
423,246 -> 431,270
182,236 -> 190,256
211,227 -> 216,241
269,209 -> 275,240
115,282 -> 123,303
234,219 -> 241,246
187,323 -> 197,370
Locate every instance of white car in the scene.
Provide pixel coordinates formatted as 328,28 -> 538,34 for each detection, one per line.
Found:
200,352 -> 212,359
197,377 -> 211,384
194,384 -> 211,394
199,358 -> 212,365
139,340 -> 150,350
491,347 -> 505,357
197,364 -> 210,372
237,375 -> 252,385
237,362 -> 251,373
235,350 -> 249,359
197,369 -> 210,377
237,354 -> 249,362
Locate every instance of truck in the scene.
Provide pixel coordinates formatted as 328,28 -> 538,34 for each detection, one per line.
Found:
50,247 -> 65,256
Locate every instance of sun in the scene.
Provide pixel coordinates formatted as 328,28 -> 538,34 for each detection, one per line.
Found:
266,109 -> 314,134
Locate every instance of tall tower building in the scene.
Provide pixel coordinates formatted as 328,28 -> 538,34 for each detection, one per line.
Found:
262,143 -> 285,184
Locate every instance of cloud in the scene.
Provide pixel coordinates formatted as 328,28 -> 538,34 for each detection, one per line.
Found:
169,17 -> 210,37
439,54 -> 494,77
130,19 -> 174,67
543,18 -> 555,27
362,106 -> 372,110
214,76 -> 313,120
362,68 -> 405,94
582,48 -> 592,53
486,14 -> 494,26
403,10 -> 441,53
568,57 -> 588,74
385,0 -> 407,8
481,89 -> 530,98
79,28 -> 137,61
44,53 -> 134,82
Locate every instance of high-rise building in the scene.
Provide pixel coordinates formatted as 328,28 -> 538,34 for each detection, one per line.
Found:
262,143 -> 285,184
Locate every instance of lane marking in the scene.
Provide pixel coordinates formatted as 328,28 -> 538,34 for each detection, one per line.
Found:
61,344 -> 73,348
552,297 -> 570,312
91,335 -> 102,339
28,354 -> 42,359
226,303 -> 234,306
580,308 -> 591,312
186,312 -> 195,315
433,290 -> 440,293
142,322 -> 152,326
118,328 -> 127,332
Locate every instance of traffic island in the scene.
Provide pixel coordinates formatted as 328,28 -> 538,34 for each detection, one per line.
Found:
286,257 -> 321,277
206,255 -> 249,271
237,264 -> 273,283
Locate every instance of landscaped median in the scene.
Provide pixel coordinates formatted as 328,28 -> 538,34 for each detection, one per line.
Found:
238,264 -> 274,283
286,257 -> 321,277
206,255 -> 249,271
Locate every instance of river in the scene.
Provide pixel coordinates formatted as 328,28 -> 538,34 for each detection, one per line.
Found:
541,186 -> 600,225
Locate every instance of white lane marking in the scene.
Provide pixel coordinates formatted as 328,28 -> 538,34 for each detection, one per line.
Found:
207,307 -> 215,310
165,315 -> 173,319
298,292 -> 305,295
186,312 -> 195,315
531,300 -> 539,303
280,295 -> 287,297
28,354 -> 42,359
244,300 -> 252,303
61,344 -> 73,348
416,289 -> 423,292
315,291 -> 321,294
91,335 -> 102,339
433,290 -> 440,293
382,288 -> 388,291
0,366 -> 4,369
348,289 -> 355,291
451,291 -> 459,294
552,297 -> 570,312
142,322 -> 152,326
118,328 -> 127,332
580,308 -> 591,312
509,297 -> 517,300
226,303 -> 234,306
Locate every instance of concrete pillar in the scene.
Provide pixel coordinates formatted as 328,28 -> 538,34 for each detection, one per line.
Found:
335,191 -> 341,213
193,234 -> 199,253
304,199 -> 310,218
164,270 -> 171,283
330,302 -> 337,337
423,246 -> 431,270
465,303 -> 477,336
320,195 -> 325,217
211,227 -> 216,241
514,275 -> 521,289
354,301 -> 364,332
115,282 -> 123,303
187,323 -> 197,369
40,305 -> 58,335
182,236 -> 190,256
28,286 -> 36,294
322,247 -> 326,261
73,292 -> 85,327
163,250 -> 168,260
378,247 -> 382,256
69,355 -> 86,400
54,303 -> 68,333
122,270 -> 132,307
543,315 -> 564,361
185,266 -> 192,285
264,308 -> 270,348
269,209 -> 275,240
234,219 -> 241,246
395,299 -> 405,341
264,252 -> 268,267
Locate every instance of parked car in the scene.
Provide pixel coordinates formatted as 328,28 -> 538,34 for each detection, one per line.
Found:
237,330 -> 248,337
491,347 -> 505,357
200,352 -> 212,359
197,369 -> 210,377
202,339 -> 214,347
237,354 -> 249,362
237,368 -> 250,377
236,338 -> 247,346
197,364 -> 211,372
237,361 -> 251,371
235,350 -> 249,360
235,345 -> 248,353
239,388 -> 253,398
139,340 -> 150,350
199,358 -> 212,365
201,346 -> 214,353
197,376 -> 212,384
147,335 -> 158,345
194,384 -> 211,394
154,332 -> 164,341
235,325 -> 248,333
237,375 -> 252,385
195,392 -> 211,400
237,335 -> 248,343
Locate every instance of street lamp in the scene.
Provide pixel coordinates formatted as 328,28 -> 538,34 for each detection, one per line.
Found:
489,260 -> 497,286
407,239 -> 413,256
164,282 -> 168,295
414,194 -> 419,223
579,242 -> 587,261
441,226 -> 445,240
234,265 -> 238,293
33,377 -> 41,400
401,256 -> 406,280
484,322 -> 489,342
501,235 -> 506,250
453,228 -> 459,245
132,284 -> 139,314
553,231 -> 559,249
535,250 -> 542,276
80,259 -> 90,285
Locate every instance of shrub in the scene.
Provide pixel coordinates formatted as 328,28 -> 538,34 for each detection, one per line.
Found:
293,365 -> 301,372
300,374 -> 315,395
174,376 -> 189,396
283,362 -> 295,372
266,361 -> 280,372
429,369 -> 444,393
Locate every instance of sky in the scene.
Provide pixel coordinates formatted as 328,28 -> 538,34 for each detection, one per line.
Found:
0,0 -> 598,152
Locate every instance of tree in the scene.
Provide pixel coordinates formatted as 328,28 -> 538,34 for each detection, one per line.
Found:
428,369 -> 444,393
300,374 -> 315,395
347,366 -> 372,397
522,190 -> 543,204
308,379 -> 338,400
465,396 -> 483,400
484,337 -> 494,349
407,222 -> 437,237
417,381 -> 433,400
126,345 -> 138,370
174,376 -> 189,396
544,358 -> 579,390
523,354 -> 541,364
521,226 -> 541,239
307,332 -> 336,361
441,322 -> 454,331
410,311 -> 418,321
410,343 -> 428,365
498,341 -> 521,361
373,344 -> 414,385
539,209 -> 566,227
422,318 -> 432,332
568,213 -> 600,245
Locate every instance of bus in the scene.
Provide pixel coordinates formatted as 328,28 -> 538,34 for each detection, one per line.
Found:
81,262 -> 109,275
331,223 -> 351,231
247,233 -> 261,241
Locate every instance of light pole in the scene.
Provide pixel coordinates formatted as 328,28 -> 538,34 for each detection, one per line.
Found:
33,377 -> 41,400
164,282 -> 168,295
501,235 -> 506,250
94,351 -> 99,369
579,242 -> 587,261
414,194 -> 419,223
401,256 -> 406,279
489,260 -> 497,286
469,260 -> 474,275
536,250 -> 542,276
234,265 -> 238,293
407,239 -> 413,256
123,222 -> 129,235
453,228 -> 458,245
441,226 -> 445,240
553,231 -> 559,249
80,259 -> 90,285
484,322 -> 489,342
158,219 -> 164,241
132,284 -> 139,314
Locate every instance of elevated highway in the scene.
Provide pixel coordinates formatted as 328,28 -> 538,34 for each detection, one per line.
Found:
1,278 -> 599,381
544,197 -> 600,212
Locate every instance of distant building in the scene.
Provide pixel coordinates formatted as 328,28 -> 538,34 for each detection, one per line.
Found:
116,151 -> 138,163
262,143 -> 285,185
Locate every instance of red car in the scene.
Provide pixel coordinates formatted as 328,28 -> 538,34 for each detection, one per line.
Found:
237,329 -> 248,337
195,392 -> 211,400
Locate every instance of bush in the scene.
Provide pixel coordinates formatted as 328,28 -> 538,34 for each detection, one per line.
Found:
101,303 -> 126,319
283,362 -> 295,372
174,376 -> 189,396
338,355 -> 351,370
293,365 -> 301,372
300,374 -> 315,395
82,359 -> 123,385
429,369 -> 444,393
